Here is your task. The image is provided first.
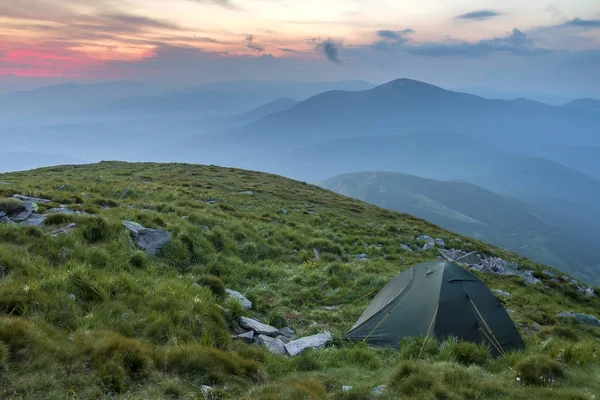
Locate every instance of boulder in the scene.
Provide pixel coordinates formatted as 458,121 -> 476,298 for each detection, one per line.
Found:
422,241 -> 435,251
313,248 -> 320,259
276,335 -> 292,344
285,332 -> 332,357
201,386 -> 213,396
278,327 -> 296,339
492,289 -> 511,298
206,200 -> 217,205
122,220 -> 170,256
416,234 -> 432,242
120,188 -> 131,199
10,202 -> 36,222
342,386 -> 352,392
13,194 -> 51,204
50,223 -> 77,237
255,334 -> 287,355
226,289 -> 252,310
400,244 -> 413,252
236,331 -> 254,344
281,208 -> 287,215
542,270 -> 556,278
356,253 -> 368,261
585,287 -> 595,297
372,385 -> 387,396
21,214 -> 46,227
434,238 -> 445,247
0,216 -> 14,225
239,316 -> 280,336
200,225 -> 210,232
557,312 -> 600,327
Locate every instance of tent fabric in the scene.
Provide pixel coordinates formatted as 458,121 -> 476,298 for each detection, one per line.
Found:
345,260 -> 525,354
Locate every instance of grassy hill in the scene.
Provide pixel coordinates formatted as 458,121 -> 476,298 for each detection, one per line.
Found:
0,162 -> 599,399
321,171 -> 600,285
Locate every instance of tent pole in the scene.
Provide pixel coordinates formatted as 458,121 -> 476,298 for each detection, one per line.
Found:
418,303 -> 440,359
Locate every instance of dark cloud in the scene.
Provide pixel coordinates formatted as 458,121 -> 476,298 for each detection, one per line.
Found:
99,13 -> 179,30
245,34 -> 264,52
316,39 -> 342,64
406,28 -> 551,57
279,48 -> 298,53
376,29 -> 415,40
373,29 -> 415,50
455,10 -> 503,21
562,18 -> 600,28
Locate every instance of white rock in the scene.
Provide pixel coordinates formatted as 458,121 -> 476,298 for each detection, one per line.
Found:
255,334 -> 287,355
492,289 -> 511,298
434,238 -> 445,247
122,220 -> 170,256
342,386 -> 352,392
372,385 -> 386,396
285,332 -> 332,357
13,194 -> 51,204
422,241 -> 435,251
236,331 -> 254,344
226,289 -> 252,309
239,316 -> 280,336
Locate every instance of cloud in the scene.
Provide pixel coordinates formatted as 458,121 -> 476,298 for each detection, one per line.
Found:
455,10 -> 503,21
279,48 -> 297,53
316,39 -> 342,64
190,0 -> 241,10
245,34 -> 264,52
406,28 -> 551,57
98,13 -> 180,31
561,18 -> 600,28
376,29 -> 415,41
372,29 -> 415,50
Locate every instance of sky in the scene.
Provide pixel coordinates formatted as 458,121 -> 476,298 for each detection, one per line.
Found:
0,0 -> 599,97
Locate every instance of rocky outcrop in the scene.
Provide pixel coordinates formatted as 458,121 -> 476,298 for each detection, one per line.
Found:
255,334 -> 287,355
238,317 -> 280,336
122,220 -> 170,256
236,330 -> 254,344
226,289 -> 252,309
557,312 -> 600,327
417,234 -> 446,251
285,332 -> 332,357
12,194 -> 51,204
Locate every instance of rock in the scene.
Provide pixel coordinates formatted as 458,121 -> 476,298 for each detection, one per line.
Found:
236,331 -> 254,344
201,385 -> 213,396
557,312 -> 600,327
422,241 -> 435,251
570,279 -> 579,286
21,214 -> 46,227
50,223 -> 77,237
201,225 -> 210,232
492,289 -> 511,298
400,244 -> 413,252
239,190 -> 254,195
585,287 -> 595,297
278,327 -> 296,339
57,184 -> 68,191
0,182 -> 10,185
313,248 -> 320,260
13,194 -> 51,204
0,216 -> 14,225
226,289 -> 252,310
47,206 -> 88,215
372,385 -> 387,396
562,275 -> 570,281
10,202 -> 36,222
356,253 -> 368,261
416,234 -> 432,242
308,211 -> 317,215
434,238 -> 445,247
281,208 -> 287,215
121,220 -> 170,256
255,334 -> 287,355
67,293 -> 76,301
284,332 -> 332,357
542,270 -> 556,278
276,335 -> 292,344
0,211 -> 5,218
120,188 -> 131,198
206,200 -> 217,205
323,305 -> 339,311
342,386 -> 352,392
239,317 -> 280,336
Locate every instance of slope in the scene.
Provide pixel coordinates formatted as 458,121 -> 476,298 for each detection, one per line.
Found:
0,162 -> 598,399
562,98 -> 600,112
321,171 -> 597,283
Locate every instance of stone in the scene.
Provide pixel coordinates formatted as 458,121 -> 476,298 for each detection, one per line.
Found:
120,188 -> 131,199
323,305 -> 339,311
308,211 -> 317,215
239,317 -> 280,336
122,220 -> 170,256
434,238 -> 446,247
10,202 -> 36,222
236,331 -> 254,344
278,327 -> 296,339
0,182 -> 10,185
67,293 -> 76,301
372,385 -> 387,396
57,184 -> 68,191
356,253 -> 368,261
13,194 -> 51,204
47,206 -> 88,215
557,312 -> 600,327
276,335 -> 291,344
239,190 -> 254,195
570,279 -> 579,286
281,208 -> 287,215
201,225 -> 210,232
21,213 -> 46,227
284,332 -> 332,357
342,386 -> 352,392
416,234 -> 432,242
201,385 -> 213,396
50,223 -> 77,237
0,216 -> 13,225
206,200 -> 217,205
542,270 -> 556,278
226,289 -> 252,310
255,334 -> 287,355
585,287 -> 595,297
492,289 -> 511,298
422,241 -> 435,251
400,244 -> 413,252
313,248 -> 320,260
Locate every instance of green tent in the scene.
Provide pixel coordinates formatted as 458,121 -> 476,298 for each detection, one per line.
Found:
346,261 -> 525,355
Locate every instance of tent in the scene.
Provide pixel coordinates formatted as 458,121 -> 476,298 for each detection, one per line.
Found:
346,260 -> 525,355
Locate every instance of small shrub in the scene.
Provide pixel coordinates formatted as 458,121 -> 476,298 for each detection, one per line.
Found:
389,361 -> 434,395
129,252 -> 149,269
514,355 -> 564,386
449,341 -> 490,366
294,351 -> 321,372
552,326 -> 579,341
198,275 -> 226,299
43,213 -> 73,226
398,337 -> 438,360
268,311 -> 288,329
92,198 -> 118,208
82,216 -> 111,243
97,359 -> 126,393
0,198 -> 24,215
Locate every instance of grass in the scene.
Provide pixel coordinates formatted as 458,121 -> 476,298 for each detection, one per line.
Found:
0,161 -> 598,399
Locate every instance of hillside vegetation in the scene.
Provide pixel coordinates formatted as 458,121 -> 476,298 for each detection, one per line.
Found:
0,162 -> 599,399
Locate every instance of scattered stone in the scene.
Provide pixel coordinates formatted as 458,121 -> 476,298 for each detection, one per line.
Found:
372,385 -> 387,396
400,244 -> 413,252
492,289 -> 511,298
239,190 -> 254,195
434,238 -> 445,247
323,305 -> 339,311
0,211 -> 5,218
67,293 -> 76,301
276,335 -> 292,344
201,385 -> 213,397
120,188 -> 131,199
47,206 -> 87,215
57,184 -> 68,191
342,386 -> 353,392
9,202 -> 36,222
278,327 -> 296,339
50,223 -> 77,237
236,331 -> 254,344
285,332 -> 332,357
313,248 -> 320,260
21,214 -> 46,227
585,287 -> 595,297
226,289 -> 252,310
206,200 -> 217,205
255,334 -> 287,355
557,312 -> 600,327
239,317 -> 280,336
416,234 -> 432,242
13,194 -> 51,204
201,225 -> 210,232
562,275 -> 570,281
542,270 -> 556,278
570,279 -> 579,286
422,241 -> 435,251
356,253 -> 368,261
121,220 -> 170,256
181,216 -> 189,220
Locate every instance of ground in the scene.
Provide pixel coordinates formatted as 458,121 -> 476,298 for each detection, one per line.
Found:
0,161 -> 598,399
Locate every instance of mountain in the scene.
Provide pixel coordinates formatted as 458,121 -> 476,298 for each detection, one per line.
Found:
0,152 -> 88,173
0,162 -> 599,398
562,98 -> 600,112
321,171 -> 599,283
97,80 -> 374,117
232,98 -> 299,121
219,78 -> 600,151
